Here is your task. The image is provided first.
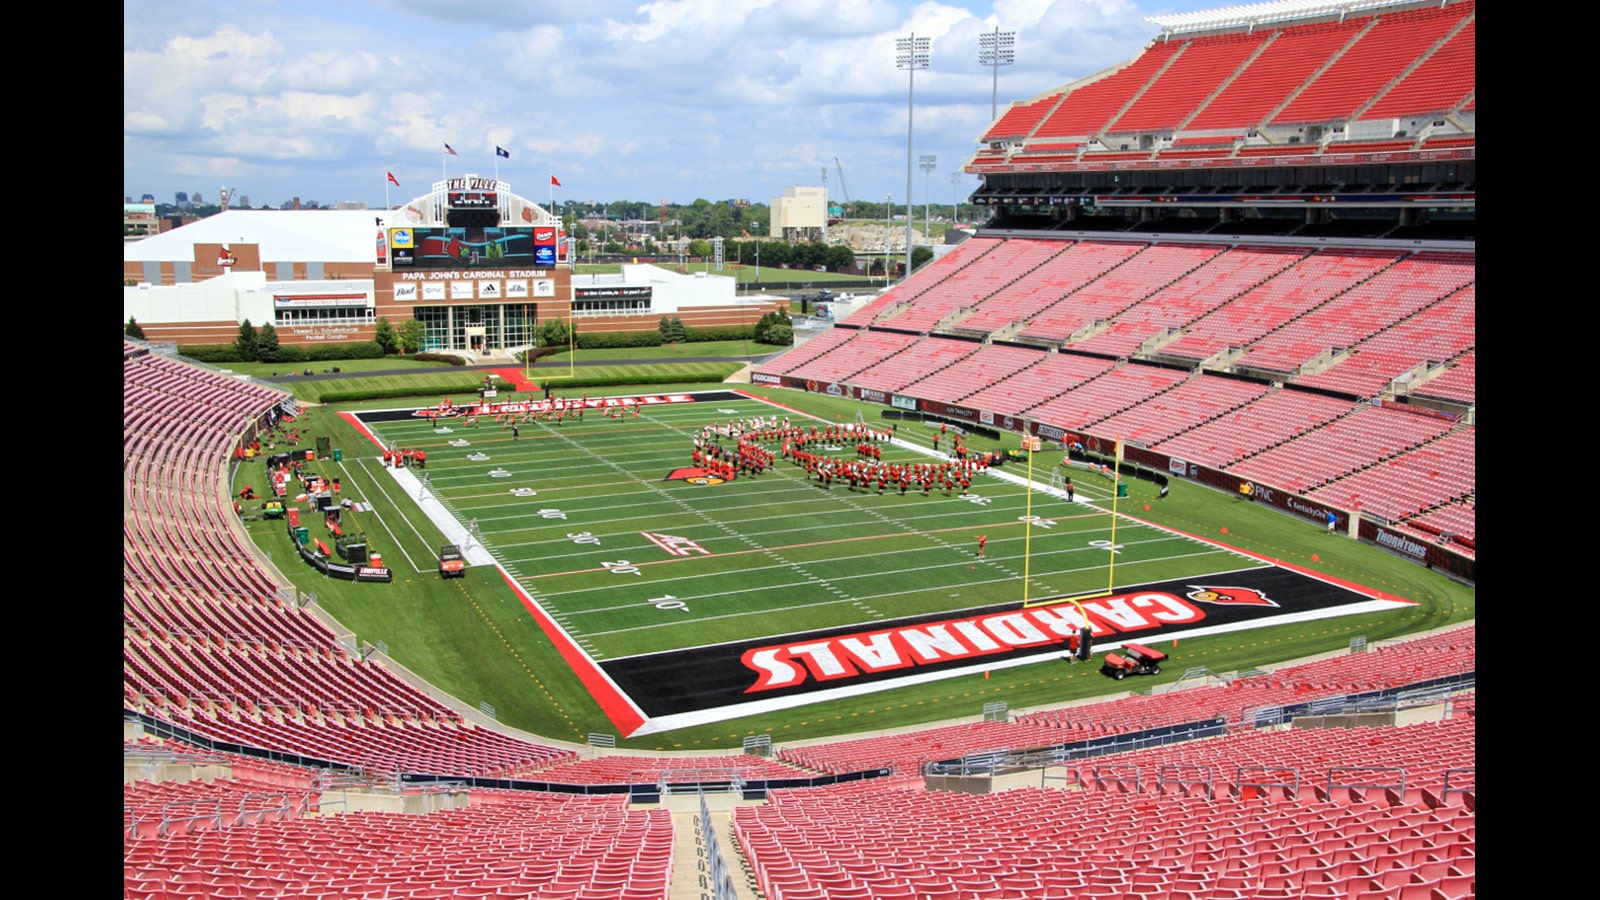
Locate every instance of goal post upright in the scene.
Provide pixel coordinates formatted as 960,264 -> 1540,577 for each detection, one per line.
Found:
1022,435 -> 1124,614
1108,435 -> 1123,595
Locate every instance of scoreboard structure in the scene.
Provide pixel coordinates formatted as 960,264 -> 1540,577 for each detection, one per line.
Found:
373,175 -> 572,354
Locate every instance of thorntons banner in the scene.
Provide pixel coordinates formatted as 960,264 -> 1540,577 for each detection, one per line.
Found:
919,400 -> 977,423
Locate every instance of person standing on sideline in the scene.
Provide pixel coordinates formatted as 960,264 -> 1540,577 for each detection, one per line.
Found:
977,535 -> 988,558
1327,510 -> 1337,534
1065,478 -> 1074,502
512,423 -> 519,441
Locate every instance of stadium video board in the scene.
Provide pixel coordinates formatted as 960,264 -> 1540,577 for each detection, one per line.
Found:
388,226 -> 555,270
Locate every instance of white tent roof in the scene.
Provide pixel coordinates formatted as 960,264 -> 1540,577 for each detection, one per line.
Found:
1146,0 -> 1419,34
123,209 -> 381,263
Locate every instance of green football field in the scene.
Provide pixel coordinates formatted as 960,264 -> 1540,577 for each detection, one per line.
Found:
356,392 -> 1262,658
325,388 -> 1424,736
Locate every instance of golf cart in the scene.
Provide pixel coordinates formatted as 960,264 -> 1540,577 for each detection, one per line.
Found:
1100,642 -> 1167,680
438,545 -> 466,578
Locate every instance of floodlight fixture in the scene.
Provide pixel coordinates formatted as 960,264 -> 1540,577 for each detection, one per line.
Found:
896,33 -> 931,278
978,28 -> 1016,122
920,155 -> 937,242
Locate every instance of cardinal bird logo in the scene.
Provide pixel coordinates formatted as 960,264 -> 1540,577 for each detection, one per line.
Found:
216,246 -> 237,268
1185,585 -> 1279,608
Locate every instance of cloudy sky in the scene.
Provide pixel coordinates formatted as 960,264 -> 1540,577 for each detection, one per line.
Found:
124,0 -> 1227,210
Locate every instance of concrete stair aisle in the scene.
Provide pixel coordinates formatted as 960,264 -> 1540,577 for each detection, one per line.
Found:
667,798 -> 763,900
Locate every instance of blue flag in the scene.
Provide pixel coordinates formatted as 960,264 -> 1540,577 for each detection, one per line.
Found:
495,146 -> 510,159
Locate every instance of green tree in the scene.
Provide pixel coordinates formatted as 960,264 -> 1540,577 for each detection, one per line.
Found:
753,311 -> 778,344
235,320 -> 260,362
911,246 -> 934,271
762,319 -> 793,347
825,244 -> 856,271
398,319 -> 426,354
125,316 -> 146,339
687,239 -> 713,259
658,316 -> 672,342
373,317 -> 398,355
257,323 -> 281,362
539,318 -> 573,349
667,317 -> 687,343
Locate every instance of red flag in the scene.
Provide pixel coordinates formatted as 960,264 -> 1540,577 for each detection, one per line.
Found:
386,171 -> 399,186
550,175 -> 562,187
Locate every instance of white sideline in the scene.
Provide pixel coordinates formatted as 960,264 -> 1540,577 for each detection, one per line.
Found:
387,464 -> 498,567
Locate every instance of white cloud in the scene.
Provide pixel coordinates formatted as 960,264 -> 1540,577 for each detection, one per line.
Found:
125,0 -> 1207,204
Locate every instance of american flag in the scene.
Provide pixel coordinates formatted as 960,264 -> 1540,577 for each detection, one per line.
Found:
443,143 -> 459,157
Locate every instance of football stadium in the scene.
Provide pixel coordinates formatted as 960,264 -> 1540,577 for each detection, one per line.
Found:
124,1 -> 1475,898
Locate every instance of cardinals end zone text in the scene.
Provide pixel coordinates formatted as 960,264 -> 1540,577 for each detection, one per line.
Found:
741,585 -> 1273,692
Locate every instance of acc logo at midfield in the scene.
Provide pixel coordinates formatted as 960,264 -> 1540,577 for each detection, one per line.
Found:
663,467 -> 726,486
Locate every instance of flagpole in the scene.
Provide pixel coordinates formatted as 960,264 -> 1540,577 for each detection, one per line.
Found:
384,169 -> 390,211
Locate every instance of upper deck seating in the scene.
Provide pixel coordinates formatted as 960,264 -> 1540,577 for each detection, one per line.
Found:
1272,2 -> 1473,125
1033,41 -> 1185,140
1362,14 -> 1475,119
1109,30 -> 1271,134
1187,19 -> 1368,133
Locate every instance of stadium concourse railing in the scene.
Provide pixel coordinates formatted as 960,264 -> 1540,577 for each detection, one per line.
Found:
923,668 -> 1475,783
125,708 -> 895,800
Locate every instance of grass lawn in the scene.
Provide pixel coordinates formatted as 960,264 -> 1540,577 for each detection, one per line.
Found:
223,356 -> 458,379
535,340 -> 779,362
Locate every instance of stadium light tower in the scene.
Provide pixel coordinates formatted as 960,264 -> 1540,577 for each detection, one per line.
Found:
979,27 -> 1016,122
884,193 -> 893,285
821,166 -> 829,245
950,171 -> 962,224
920,155 -> 937,243
897,32 -> 930,278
